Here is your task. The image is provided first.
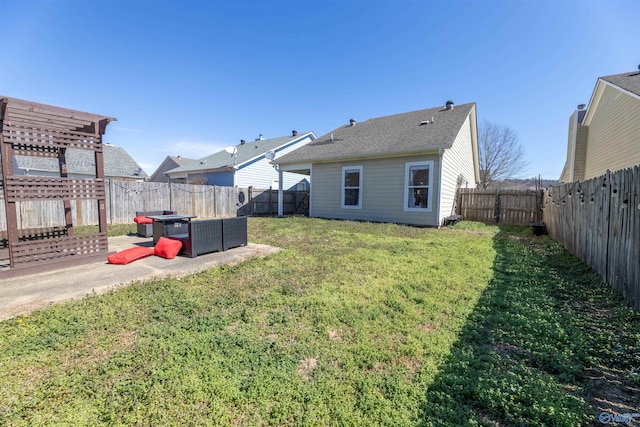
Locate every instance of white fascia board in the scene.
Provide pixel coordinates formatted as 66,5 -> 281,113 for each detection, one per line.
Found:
583,79 -> 640,126
467,106 -> 480,183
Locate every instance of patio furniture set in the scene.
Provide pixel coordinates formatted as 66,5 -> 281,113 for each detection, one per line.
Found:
124,211 -> 247,261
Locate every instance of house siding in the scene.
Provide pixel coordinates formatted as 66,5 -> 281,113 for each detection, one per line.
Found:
192,171 -> 235,186
310,155 -> 441,226
236,135 -> 314,189
440,115 -> 476,224
574,125 -> 588,181
584,85 -> 640,179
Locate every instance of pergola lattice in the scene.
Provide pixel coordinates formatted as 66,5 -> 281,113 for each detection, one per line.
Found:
0,96 -> 116,277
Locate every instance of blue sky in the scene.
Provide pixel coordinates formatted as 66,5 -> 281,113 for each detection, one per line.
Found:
1,0 -> 638,180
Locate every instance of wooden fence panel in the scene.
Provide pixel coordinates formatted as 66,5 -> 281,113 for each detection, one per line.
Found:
1,180 -> 309,229
457,189 -> 542,226
544,167 -> 640,310
458,190 -> 497,224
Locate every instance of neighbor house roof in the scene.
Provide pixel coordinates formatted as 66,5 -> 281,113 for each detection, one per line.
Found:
600,70 -> 640,96
149,155 -> 195,181
167,131 -> 315,175
14,144 -> 148,179
584,69 -> 640,127
276,103 -> 476,164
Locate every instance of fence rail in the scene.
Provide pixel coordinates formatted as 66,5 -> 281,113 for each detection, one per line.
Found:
543,166 -> 640,310
0,179 -> 309,229
457,188 -> 543,226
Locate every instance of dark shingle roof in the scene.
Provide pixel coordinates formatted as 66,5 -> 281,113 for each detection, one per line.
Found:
276,103 -> 476,164
14,144 -> 148,179
168,132 -> 314,174
600,70 -> 640,96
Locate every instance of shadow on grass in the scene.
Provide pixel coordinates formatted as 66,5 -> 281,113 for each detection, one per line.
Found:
420,227 -> 640,426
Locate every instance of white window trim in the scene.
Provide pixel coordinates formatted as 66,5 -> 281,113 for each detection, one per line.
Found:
404,160 -> 434,212
341,165 -> 363,209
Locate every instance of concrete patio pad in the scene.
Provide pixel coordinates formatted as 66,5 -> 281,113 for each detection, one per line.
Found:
0,235 -> 280,321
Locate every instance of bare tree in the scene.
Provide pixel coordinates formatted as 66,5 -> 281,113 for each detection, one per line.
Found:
188,174 -> 208,185
478,120 -> 529,188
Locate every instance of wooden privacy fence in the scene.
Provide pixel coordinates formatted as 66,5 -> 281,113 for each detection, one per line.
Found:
457,188 -> 543,226
0,180 -> 309,229
543,166 -> 640,310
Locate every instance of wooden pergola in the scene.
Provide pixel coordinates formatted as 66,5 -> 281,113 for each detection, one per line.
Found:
0,96 -> 116,277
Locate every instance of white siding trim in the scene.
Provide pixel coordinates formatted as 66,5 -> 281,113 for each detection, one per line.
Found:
403,160 -> 434,212
341,165 -> 363,209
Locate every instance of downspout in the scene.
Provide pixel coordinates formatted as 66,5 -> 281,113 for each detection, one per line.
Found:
277,167 -> 284,217
437,148 -> 444,227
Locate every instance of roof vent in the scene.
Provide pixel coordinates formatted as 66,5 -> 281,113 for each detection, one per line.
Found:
240,139 -> 246,144
292,130 -> 297,136
255,134 -> 265,141
445,100 -> 454,110
577,104 -> 586,110
349,118 -> 356,126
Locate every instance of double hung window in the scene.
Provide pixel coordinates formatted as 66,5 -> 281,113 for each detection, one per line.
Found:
404,161 -> 433,211
341,166 -> 362,209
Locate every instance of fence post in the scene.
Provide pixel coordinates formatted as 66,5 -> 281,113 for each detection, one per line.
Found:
214,185 -> 218,218
494,190 -> 501,223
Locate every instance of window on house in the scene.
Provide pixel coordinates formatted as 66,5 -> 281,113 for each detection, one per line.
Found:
342,166 -> 362,208
404,161 -> 433,211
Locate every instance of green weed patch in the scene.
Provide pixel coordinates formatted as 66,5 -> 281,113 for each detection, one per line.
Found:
1,218 -> 638,426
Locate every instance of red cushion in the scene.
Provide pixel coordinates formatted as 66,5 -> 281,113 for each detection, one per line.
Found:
154,237 -> 183,259
108,246 -> 155,265
134,216 -> 153,225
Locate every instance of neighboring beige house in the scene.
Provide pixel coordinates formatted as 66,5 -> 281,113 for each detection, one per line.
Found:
149,155 -> 195,183
274,102 -> 479,227
561,68 -> 640,182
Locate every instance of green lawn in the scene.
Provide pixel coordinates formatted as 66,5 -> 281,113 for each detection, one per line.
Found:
1,218 -> 638,426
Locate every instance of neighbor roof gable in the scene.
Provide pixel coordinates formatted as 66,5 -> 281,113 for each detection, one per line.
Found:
276,103 -> 476,164
600,70 -> 640,97
167,132 -> 315,175
149,155 -> 195,181
584,70 -> 640,126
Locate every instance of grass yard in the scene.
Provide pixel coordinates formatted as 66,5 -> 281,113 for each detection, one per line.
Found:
1,217 -> 638,426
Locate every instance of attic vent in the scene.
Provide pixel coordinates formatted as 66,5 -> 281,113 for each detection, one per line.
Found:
445,100 -> 454,110
255,134 -> 265,141
240,139 -> 246,144
292,130 -> 298,136
349,118 -> 356,126
420,116 -> 436,125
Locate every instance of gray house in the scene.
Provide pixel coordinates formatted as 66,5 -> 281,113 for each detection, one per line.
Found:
274,102 -> 479,226
12,143 -> 148,181
165,131 -> 316,189
149,155 -> 195,183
